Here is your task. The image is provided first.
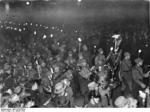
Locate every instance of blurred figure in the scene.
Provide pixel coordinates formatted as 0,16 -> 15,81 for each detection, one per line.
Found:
120,52 -> 132,93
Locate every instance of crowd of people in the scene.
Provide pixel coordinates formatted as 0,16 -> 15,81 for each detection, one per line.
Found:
0,19 -> 150,108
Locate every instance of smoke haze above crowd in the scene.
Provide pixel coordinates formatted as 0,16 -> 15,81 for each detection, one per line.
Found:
0,1 -> 148,25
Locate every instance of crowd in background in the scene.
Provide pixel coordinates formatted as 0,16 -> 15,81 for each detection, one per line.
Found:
0,19 -> 150,108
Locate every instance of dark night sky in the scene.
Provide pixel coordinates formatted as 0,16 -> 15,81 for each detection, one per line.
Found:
0,0 -> 149,25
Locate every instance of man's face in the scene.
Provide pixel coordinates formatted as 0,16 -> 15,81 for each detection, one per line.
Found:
98,61 -> 103,66
100,51 -> 103,54
27,65 -> 32,69
41,62 -> 46,67
83,45 -> 88,51
73,48 -> 77,53
139,61 -> 143,66
125,55 -> 130,60
54,67 -> 59,73
68,53 -> 73,57
82,62 -> 87,67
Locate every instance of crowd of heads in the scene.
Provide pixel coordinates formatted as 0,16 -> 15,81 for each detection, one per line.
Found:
0,19 -> 149,108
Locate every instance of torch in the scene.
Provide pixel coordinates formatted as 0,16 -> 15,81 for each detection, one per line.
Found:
138,49 -> 142,58
94,45 -> 97,54
35,60 -> 41,79
78,38 -> 82,55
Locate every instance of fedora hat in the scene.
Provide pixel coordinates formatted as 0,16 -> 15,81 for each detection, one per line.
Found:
88,82 -> 98,91
14,86 -> 23,94
54,82 -> 66,94
115,96 -> 129,108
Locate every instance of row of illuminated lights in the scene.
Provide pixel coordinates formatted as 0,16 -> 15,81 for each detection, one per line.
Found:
0,22 -> 80,44
2,0 -> 83,6
1,21 -> 53,30
0,24 -> 55,38
0,21 -> 65,33
0,20 -> 79,34
0,23 -> 61,45
16,0 -> 150,8
0,0 -> 83,5
25,0 -> 83,5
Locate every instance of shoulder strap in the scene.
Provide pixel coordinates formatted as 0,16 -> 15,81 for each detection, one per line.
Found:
121,60 -> 131,71
134,67 -> 143,76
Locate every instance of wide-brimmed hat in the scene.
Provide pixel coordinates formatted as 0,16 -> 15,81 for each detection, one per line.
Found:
9,94 -> 20,103
134,58 -> 143,64
127,97 -> 137,108
77,59 -> 87,67
54,82 -> 66,94
88,82 -> 98,91
5,89 -> 13,95
115,96 -> 129,108
14,86 -> 23,94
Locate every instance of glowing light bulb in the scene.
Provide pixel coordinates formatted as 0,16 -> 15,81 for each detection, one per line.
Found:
45,26 -> 49,29
78,38 -> 82,42
50,34 -> 53,38
34,31 -> 37,35
78,0 -> 82,3
43,35 -> 47,39
110,47 -> 113,51
138,49 -> 142,53
145,44 -> 148,47
19,29 -> 22,32
26,1 -> 30,6
14,28 -> 17,31
52,26 -> 55,30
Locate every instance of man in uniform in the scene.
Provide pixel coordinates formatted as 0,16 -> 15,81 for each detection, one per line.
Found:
120,52 -> 132,94
95,48 -> 106,67
132,58 -> 150,107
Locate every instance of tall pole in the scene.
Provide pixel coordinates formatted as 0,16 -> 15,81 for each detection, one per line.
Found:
78,38 -> 82,56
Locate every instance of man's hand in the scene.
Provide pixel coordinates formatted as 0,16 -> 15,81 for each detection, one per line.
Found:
145,71 -> 150,77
